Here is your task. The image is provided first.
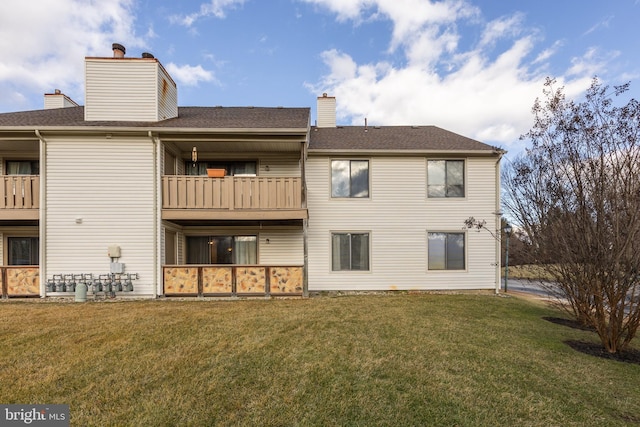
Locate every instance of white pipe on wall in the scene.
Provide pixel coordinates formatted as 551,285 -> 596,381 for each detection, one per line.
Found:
35,130 -> 47,297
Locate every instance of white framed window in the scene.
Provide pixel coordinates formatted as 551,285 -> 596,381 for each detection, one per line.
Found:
427,232 -> 465,270
331,160 -> 369,198
427,160 -> 464,198
331,232 -> 370,271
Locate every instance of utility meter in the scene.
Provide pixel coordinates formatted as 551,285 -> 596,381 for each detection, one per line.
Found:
108,245 -> 121,258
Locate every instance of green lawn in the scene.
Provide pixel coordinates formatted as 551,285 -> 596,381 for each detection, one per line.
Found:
504,264 -> 556,281
1,293 -> 638,426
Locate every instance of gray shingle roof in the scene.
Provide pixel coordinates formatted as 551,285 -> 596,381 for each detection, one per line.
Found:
0,106 -> 310,130
0,105 -> 497,153
309,125 -> 495,152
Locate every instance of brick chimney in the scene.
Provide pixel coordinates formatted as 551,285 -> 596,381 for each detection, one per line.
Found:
316,93 -> 336,128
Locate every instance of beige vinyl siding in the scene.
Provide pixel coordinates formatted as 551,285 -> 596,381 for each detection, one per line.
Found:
85,59 -> 159,122
44,94 -> 78,110
316,96 -> 336,128
175,155 -> 300,176
177,231 -> 184,264
160,223 -> 166,264
161,221 -> 182,265
44,136 -> 156,296
259,156 -> 300,177
306,155 -> 498,291
175,148 -> 185,175
259,230 -> 303,264
44,96 -> 64,110
176,226 -> 303,265
157,65 -> 178,120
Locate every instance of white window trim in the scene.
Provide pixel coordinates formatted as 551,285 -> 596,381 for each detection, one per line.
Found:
425,230 -> 468,273
329,158 -> 371,200
426,158 -> 467,200
329,230 -> 372,273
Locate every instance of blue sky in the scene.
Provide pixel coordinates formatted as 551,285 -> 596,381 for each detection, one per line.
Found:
1,0 -> 639,155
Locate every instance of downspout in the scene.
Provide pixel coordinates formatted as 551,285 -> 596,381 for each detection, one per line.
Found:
494,151 -> 505,294
301,139 -> 309,297
35,130 -> 47,297
149,131 -> 160,298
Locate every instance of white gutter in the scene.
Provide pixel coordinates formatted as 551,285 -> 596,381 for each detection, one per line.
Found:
35,130 -> 46,297
308,149 -> 498,157
494,151 -> 505,294
1,126 -> 310,135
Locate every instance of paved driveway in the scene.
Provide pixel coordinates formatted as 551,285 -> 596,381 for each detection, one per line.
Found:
502,279 -> 555,298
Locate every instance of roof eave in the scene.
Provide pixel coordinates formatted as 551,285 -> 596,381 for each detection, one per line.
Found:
0,125 -> 310,135
308,148 -> 500,156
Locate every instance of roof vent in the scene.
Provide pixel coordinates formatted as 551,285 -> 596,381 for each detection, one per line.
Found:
142,52 -> 155,59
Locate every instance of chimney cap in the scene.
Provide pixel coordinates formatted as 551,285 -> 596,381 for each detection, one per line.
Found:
112,43 -> 126,57
142,52 -> 155,59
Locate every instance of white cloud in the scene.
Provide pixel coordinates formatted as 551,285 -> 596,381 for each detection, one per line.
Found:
170,0 -> 245,27
0,0 -> 145,111
305,0 -> 606,148
301,0 -> 370,22
584,15 -> 614,36
477,13 -> 524,48
533,41 -> 563,65
165,63 -> 216,86
566,47 -> 619,78
302,0 -> 479,51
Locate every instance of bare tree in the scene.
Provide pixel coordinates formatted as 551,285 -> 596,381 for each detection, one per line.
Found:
503,77 -> 640,354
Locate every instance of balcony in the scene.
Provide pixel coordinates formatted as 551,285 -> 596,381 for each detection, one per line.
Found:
0,176 -> 40,220
163,264 -> 303,296
162,176 -> 307,221
0,266 -> 40,297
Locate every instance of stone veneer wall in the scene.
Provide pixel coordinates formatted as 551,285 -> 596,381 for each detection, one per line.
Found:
162,265 -> 303,296
236,267 -> 266,293
164,267 -> 198,294
202,267 -> 232,294
5,267 -> 39,296
269,267 -> 303,294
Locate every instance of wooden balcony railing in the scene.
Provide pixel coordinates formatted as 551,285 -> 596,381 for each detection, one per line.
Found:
162,176 -> 306,220
0,176 -> 39,208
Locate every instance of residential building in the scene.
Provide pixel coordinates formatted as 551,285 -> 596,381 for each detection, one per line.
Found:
0,44 -> 502,299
